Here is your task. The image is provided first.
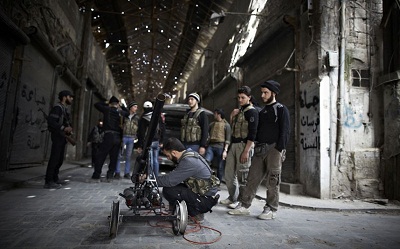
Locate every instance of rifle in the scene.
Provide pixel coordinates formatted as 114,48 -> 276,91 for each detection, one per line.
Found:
132,94 -> 166,181
38,107 -> 76,146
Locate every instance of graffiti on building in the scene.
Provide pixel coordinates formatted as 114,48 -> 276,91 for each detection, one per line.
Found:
343,104 -> 363,128
300,133 -> 320,150
20,84 -> 48,150
299,89 -> 320,151
21,84 -> 46,105
300,90 -> 319,110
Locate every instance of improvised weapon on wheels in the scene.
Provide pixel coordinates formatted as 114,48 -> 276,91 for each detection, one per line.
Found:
108,93 -> 188,238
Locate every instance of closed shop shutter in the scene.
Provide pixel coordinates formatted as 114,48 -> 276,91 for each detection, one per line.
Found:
9,44 -> 73,166
0,38 -> 14,134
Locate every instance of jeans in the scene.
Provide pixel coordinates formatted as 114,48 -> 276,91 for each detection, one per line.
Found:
115,136 -> 135,175
204,145 -> 225,181
150,141 -> 160,177
185,144 -> 200,153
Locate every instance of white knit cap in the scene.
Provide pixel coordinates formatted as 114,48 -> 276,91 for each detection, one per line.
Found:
143,101 -> 153,108
188,92 -> 200,103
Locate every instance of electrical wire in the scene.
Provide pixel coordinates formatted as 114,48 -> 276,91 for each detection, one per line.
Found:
141,206 -> 223,245
182,216 -> 223,245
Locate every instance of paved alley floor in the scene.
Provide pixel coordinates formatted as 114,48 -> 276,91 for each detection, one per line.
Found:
0,165 -> 400,249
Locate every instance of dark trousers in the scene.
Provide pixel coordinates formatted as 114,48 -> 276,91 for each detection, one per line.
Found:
45,132 -> 67,184
162,183 -> 218,216
91,143 -> 100,167
92,132 -> 121,179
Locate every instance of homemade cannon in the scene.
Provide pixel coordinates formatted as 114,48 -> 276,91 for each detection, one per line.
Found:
108,93 -> 188,238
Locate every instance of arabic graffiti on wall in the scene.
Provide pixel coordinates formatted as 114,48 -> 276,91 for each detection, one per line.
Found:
299,89 -> 320,150
20,84 -> 48,150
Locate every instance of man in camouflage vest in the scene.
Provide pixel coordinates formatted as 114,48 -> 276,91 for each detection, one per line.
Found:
204,108 -> 231,182
180,92 -> 209,156
115,101 -> 140,179
220,86 -> 259,208
138,137 -> 220,223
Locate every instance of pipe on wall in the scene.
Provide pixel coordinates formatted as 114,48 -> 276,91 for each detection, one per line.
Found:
0,8 -> 30,45
335,0 -> 346,166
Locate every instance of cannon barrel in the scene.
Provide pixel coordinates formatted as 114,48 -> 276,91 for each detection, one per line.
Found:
133,93 -> 167,178
142,93 -> 166,154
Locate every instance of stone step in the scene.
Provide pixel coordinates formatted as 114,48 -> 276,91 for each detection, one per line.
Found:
280,182 -> 304,195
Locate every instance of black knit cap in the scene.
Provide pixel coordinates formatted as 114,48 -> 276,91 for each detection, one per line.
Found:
58,90 -> 74,100
128,101 -> 138,108
109,96 -> 119,103
261,80 -> 280,94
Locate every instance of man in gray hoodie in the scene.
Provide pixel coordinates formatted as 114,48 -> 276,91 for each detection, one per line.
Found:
139,137 -> 219,222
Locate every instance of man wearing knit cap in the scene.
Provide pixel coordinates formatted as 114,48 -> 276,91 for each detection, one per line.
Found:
220,86 -> 258,208
44,90 -> 74,189
136,100 -> 165,177
181,92 -> 209,155
228,80 -> 290,220
91,96 -> 129,182
114,101 -> 140,179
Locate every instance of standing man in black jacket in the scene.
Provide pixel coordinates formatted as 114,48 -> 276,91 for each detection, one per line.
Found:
91,96 -> 129,182
228,80 -> 290,220
44,90 -> 74,189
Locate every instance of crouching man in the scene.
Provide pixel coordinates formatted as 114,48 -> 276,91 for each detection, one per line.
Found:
139,137 -> 220,222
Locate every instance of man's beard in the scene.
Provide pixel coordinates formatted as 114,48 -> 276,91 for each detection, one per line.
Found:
66,99 -> 72,105
171,155 -> 179,164
264,95 -> 274,104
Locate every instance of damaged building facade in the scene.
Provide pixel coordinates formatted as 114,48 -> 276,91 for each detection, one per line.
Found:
1,0 -> 399,201
182,0 -> 400,200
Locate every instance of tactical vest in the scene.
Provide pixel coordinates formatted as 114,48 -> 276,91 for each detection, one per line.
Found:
123,114 -> 139,136
92,126 -> 104,143
47,104 -> 70,133
181,109 -> 203,143
232,105 -> 254,139
181,151 -> 220,195
209,119 -> 228,143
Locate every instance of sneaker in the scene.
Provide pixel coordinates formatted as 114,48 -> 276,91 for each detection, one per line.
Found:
191,213 -> 204,223
43,182 -> 62,189
219,198 -> 233,205
113,173 -> 121,179
257,206 -> 276,220
228,206 -> 250,215
123,173 -> 130,179
228,201 -> 240,209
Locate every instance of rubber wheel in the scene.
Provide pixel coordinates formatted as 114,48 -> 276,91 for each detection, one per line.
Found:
109,201 -> 120,238
172,200 -> 188,235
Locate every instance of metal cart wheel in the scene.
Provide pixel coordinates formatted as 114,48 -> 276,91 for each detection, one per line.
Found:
109,201 -> 120,238
172,200 -> 188,235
